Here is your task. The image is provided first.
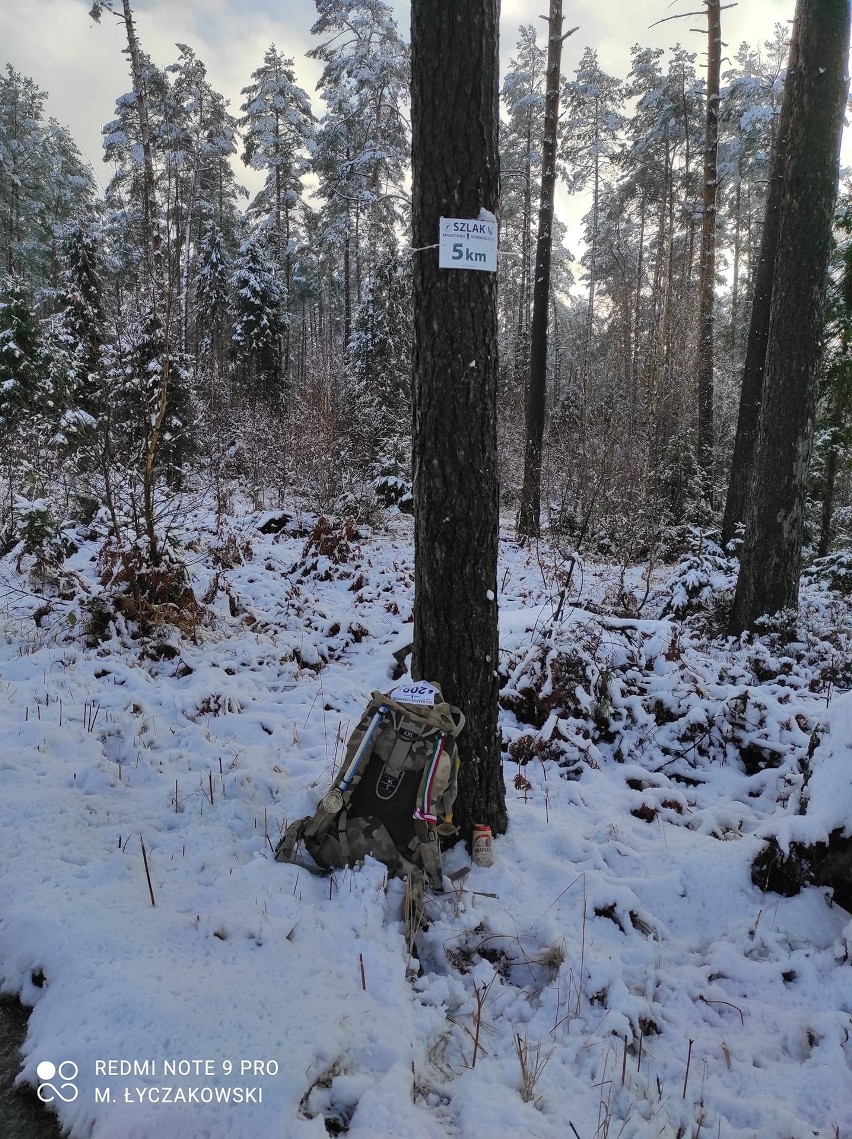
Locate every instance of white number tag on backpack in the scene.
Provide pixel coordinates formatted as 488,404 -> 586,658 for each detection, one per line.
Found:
391,682 -> 439,707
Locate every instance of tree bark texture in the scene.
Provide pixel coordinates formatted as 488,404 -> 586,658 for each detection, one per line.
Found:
517,0 -> 565,539
410,0 -> 507,838
722,15 -> 800,546
730,0 -> 850,632
695,0 -> 720,480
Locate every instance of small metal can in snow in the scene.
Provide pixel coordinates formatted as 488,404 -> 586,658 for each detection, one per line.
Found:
471,823 -> 494,868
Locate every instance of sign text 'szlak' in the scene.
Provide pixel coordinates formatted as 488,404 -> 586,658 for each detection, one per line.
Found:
438,217 -> 498,272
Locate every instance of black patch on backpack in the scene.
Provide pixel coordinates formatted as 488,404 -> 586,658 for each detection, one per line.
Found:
348,759 -> 422,852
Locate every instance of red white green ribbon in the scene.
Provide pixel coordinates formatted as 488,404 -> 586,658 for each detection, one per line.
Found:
414,734 -> 445,823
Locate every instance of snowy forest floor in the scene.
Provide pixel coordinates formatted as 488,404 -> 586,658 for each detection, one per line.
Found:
0,499 -> 851,1139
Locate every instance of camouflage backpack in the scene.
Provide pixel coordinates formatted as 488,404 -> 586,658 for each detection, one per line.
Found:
275,681 -> 465,890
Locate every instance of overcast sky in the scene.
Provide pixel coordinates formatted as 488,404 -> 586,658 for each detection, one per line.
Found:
2,0 -> 798,201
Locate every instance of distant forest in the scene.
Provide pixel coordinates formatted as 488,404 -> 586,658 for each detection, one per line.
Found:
0,0 -> 850,619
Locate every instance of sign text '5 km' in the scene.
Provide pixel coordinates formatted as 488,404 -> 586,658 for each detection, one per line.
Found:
438,217 -> 498,272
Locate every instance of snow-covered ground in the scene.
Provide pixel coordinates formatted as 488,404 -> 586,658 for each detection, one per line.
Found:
1,503 -> 850,1139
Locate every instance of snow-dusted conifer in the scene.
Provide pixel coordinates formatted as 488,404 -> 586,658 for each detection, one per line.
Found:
239,46 -> 313,259
167,44 -> 243,361
0,66 -> 50,281
196,220 -> 232,398
0,66 -> 95,288
238,45 -> 313,380
500,26 -> 546,390
55,223 -> 107,423
0,275 -> 47,436
561,47 -> 624,381
110,309 -> 194,486
230,231 -> 285,404
346,244 -> 412,501
717,31 -> 789,356
309,0 -> 409,342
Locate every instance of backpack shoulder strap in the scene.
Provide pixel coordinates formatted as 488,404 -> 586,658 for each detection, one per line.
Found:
275,693 -> 390,865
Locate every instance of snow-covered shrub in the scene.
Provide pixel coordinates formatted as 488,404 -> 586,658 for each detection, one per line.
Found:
658,528 -> 737,619
210,521 -> 253,569
803,549 -> 852,595
500,632 -> 600,732
0,495 -> 81,601
92,530 -> 200,637
752,690 -> 852,911
14,494 -> 77,566
14,496 -> 59,553
335,481 -> 387,528
371,431 -> 412,514
499,602 -> 843,791
290,516 -> 364,583
373,471 -> 412,513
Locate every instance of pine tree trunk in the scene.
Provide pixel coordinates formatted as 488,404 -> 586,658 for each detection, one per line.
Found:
517,0 -> 566,538
119,0 -> 163,301
343,220 -> 352,348
411,0 -> 507,839
818,413 -> 841,559
515,115 -> 533,387
583,116 -> 599,385
722,17 -> 800,545
730,174 -> 742,357
117,0 -> 171,572
283,200 -> 292,384
730,0 -> 850,632
696,0 -> 721,481
631,199 -> 646,417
